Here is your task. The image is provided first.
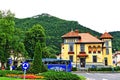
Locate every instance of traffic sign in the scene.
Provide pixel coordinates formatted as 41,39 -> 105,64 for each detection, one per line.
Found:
8,58 -> 12,64
113,60 -> 116,64
22,62 -> 30,70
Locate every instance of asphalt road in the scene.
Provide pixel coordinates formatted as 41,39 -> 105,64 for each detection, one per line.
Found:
72,72 -> 120,80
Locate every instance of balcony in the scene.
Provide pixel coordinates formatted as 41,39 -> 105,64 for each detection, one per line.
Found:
77,52 -> 88,57
68,51 -> 74,54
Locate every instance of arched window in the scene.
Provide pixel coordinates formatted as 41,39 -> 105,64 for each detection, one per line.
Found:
93,46 -> 96,53
97,46 -> 101,53
88,46 -> 92,53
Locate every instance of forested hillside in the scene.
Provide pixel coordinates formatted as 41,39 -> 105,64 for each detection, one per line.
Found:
15,13 -> 120,54
110,31 -> 120,51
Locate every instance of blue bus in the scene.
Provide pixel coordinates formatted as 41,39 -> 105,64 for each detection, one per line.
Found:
26,58 -> 72,72
42,58 -> 72,72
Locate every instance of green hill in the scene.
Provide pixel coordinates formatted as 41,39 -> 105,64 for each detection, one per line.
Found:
15,13 -> 120,54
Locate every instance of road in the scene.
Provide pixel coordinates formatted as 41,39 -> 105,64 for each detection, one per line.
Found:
72,72 -> 120,80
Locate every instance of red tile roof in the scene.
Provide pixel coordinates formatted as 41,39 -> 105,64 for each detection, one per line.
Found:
62,30 -> 103,43
100,32 -> 113,39
62,30 -> 80,38
78,33 -> 103,43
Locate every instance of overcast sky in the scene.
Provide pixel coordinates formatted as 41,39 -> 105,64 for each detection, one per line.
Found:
0,0 -> 120,33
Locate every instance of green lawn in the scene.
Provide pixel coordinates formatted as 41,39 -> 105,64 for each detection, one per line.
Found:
79,76 -> 86,80
0,77 -> 21,80
0,76 -> 85,80
0,77 -> 45,80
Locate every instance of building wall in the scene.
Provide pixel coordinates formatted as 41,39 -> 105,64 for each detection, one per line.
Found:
61,38 -> 113,68
61,43 -> 106,67
102,39 -> 113,66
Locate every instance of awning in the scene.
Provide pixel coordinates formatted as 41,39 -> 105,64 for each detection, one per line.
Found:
77,54 -> 88,57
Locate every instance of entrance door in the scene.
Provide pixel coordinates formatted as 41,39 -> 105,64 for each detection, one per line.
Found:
104,58 -> 108,66
80,58 -> 85,67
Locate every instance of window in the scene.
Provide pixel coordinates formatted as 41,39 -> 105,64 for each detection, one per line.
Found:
80,44 -> 85,52
88,46 -> 92,53
69,56 -> 73,62
106,48 -> 109,54
105,41 -> 109,47
97,46 -> 101,53
69,44 -> 73,51
93,46 -> 96,53
104,58 -> 108,66
93,56 -> 97,63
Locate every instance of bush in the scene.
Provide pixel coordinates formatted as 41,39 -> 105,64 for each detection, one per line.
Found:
0,70 -> 22,77
27,63 -> 48,74
72,67 -> 77,71
97,67 -> 112,71
16,65 -> 22,71
88,67 -> 113,71
114,66 -> 120,71
41,71 -> 80,80
88,68 -> 97,71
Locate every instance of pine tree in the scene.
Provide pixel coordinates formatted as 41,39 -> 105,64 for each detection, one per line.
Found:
32,41 -> 42,74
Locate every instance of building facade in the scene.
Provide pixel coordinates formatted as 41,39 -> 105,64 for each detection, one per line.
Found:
61,30 -> 113,69
113,51 -> 120,66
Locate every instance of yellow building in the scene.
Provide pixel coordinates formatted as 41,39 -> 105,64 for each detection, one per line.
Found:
61,30 -> 113,69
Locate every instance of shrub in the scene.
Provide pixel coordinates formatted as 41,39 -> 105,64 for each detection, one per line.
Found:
114,66 -> 120,71
88,67 -> 113,71
27,62 -> 48,74
97,67 -> 112,71
41,71 -> 80,80
72,67 -> 77,71
0,70 -> 22,77
88,68 -> 97,71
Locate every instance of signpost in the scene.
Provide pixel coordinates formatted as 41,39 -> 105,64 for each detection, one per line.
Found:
22,62 -> 30,80
8,58 -> 12,71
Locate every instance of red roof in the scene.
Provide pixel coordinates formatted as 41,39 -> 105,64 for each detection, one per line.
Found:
62,30 -> 80,38
62,30 -> 103,43
78,33 -> 103,43
100,32 -> 113,39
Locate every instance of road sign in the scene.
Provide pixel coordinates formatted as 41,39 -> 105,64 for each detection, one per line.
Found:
22,62 -> 30,80
22,62 -> 30,70
8,58 -> 12,64
113,60 -> 116,64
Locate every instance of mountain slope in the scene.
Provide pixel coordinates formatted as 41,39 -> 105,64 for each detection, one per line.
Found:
15,13 -> 120,53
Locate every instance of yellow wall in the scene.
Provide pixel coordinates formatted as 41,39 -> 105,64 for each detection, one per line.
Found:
61,39 -> 113,67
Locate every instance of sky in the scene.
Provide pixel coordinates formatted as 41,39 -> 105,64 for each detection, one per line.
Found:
0,0 -> 120,33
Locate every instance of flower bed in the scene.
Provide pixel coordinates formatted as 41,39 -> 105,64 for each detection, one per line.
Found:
6,74 -> 44,79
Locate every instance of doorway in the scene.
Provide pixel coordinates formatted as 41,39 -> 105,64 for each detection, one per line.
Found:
104,58 -> 108,66
80,58 -> 85,67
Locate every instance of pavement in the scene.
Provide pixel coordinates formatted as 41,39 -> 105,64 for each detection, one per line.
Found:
72,71 -> 120,80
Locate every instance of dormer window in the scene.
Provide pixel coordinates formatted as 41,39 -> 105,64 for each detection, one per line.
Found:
80,44 -> 85,52
69,44 -> 74,51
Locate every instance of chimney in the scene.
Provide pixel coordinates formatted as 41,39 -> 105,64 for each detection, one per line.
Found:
75,29 -> 79,33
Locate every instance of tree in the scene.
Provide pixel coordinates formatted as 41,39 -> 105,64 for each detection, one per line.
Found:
24,24 -> 46,58
32,41 -> 43,74
0,10 -> 15,64
12,28 -> 28,63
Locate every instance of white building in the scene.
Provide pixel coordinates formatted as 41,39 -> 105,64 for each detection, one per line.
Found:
113,51 -> 120,66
